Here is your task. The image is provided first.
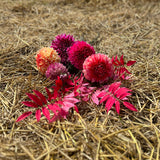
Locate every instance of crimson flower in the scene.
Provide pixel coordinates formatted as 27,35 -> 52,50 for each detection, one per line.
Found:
83,53 -> 114,83
68,41 -> 95,70
51,34 -> 75,65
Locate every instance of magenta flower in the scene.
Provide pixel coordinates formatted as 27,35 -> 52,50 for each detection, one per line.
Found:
45,63 -> 69,80
51,34 -> 75,64
68,41 -> 95,70
83,53 -> 114,83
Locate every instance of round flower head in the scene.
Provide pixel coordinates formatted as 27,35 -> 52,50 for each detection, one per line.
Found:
83,53 -> 114,83
51,34 -> 75,65
45,63 -> 69,80
68,41 -> 95,70
35,47 -> 61,74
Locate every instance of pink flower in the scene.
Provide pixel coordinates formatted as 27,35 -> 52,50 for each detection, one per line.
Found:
45,63 -> 69,80
68,41 -> 95,70
83,53 -> 114,83
51,34 -> 75,64
35,47 -> 61,74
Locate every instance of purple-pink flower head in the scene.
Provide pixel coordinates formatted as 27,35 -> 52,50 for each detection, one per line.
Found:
45,63 -> 69,80
83,53 -> 114,83
51,34 -> 75,65
68,41 -> 95,70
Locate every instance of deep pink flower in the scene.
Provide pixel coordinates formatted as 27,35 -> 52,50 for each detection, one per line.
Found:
83,53 -> 114,83
68,41 -> 95,70
45,63 -> 69,80
51,34 -> 75,64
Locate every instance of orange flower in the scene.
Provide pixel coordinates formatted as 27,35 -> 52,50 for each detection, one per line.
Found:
35,47 -> 61,74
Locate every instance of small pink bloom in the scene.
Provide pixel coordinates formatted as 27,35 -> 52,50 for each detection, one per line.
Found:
68,41 -> 95,70
83,53 -> 114,83
45,63 -> 69,80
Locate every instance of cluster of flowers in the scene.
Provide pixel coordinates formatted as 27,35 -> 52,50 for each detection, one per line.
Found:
17,34 -> 137,122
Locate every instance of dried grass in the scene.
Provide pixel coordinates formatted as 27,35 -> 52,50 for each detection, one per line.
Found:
0,0 -> 160,159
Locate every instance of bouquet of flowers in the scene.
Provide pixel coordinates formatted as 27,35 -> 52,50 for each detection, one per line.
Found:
16,34 -> 137,123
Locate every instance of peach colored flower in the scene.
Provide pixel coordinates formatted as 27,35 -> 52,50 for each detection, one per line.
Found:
35,47 -> 61,74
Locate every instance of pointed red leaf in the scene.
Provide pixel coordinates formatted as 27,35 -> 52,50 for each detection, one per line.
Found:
123,101 -> 137,111
98,91 -> 107,98
45,88 -> 52,101
26,93 -> 43,106
74,105 -> 79,113
126,61 -> 136,66
91,90 -> 101,105
33,90 -> 47,104
100,94 -> 110,104
108,82 -> 121,93
114,87 -> 131,98
48,104 -> 60,114
16,111 -> 32,122
105,97 -> 116,112
35,109 -> 41,122
120,55 -> 124,65
115,100 -> 120,114
22,101 -> 38,108
42,107 -> 50,120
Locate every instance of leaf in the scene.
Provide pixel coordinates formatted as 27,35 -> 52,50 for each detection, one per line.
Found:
91,90 -> 100,105
45,88 -> 52,101
105,97 -> 116,112
123,101 -> 137,111
97,82 -> 137,114
33,90 -> 47,104
48,104 -> 61,117
74,105 -> 79,113
42,107 -> 50,120
22,101 -> 38,108
120,55 -> 124,65
115,100 -> 120,114
35,109 -> 41,122
26,93 -> 43,106
100,94 -> 110,104
16,111 -> 32,122
126,61 -> 136,66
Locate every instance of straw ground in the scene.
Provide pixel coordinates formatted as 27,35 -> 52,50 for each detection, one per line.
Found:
0,0 -> 160,159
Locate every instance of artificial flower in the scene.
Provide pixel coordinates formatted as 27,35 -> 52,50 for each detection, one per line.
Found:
83,53 -> 114,83
51,34 -> 75,64
68,41 -> 95,70
45,63 -> 69,80
35,47 -> 61,74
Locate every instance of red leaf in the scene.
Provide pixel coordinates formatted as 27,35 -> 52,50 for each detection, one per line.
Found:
123,101 -> 137,111
108,82 -> 121,93
115,100 -> 120,114
42,107 -> 50,120
91,90 -> 100,105
45,88 -> 52,101
74,105 -> 79,113
33,90 -> 47,104
126,61 -> 136,66
48,104 -> 61,114
26,93 -> 43,106
22,101 -> 38,108
16,111 -> 32,122
105,97 -> 116,112
115,87 -> 131,98
100,94 -> 110,104
35,109 -> 41,122
120,55 -> 124,65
